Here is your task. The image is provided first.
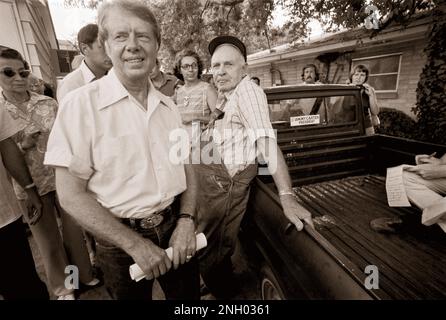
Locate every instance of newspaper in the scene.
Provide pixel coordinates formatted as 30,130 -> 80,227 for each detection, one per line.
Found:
386,165 -> 415,207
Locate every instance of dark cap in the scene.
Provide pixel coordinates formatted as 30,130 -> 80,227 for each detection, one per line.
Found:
208,35 -> 247,62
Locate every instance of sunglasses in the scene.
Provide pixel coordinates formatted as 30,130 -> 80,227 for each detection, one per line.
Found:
0,68 -> 31,78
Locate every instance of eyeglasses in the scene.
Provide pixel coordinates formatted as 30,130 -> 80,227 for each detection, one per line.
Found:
0,68 -> 31,78
181,63 -> 198,70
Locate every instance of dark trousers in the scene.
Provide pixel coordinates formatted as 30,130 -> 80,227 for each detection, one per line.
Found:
96,214 -> 200,300
0,218 -> 49,300
196,163 -> 258,298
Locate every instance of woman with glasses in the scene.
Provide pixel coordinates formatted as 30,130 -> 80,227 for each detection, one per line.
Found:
173,50 -> 217,139
0,47 -> 98,300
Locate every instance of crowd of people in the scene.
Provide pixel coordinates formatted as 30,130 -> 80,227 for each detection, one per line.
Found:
0,0 -> 443,301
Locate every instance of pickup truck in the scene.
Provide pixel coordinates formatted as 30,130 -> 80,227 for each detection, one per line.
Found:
240,84 -> 446,300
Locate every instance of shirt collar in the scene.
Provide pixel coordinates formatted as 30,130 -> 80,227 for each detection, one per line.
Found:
97,68 -> 175,113
80,60 -> 97,83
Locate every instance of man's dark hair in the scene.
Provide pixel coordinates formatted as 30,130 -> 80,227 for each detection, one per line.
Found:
77,24 -> 99,55
43,83 -> 54,98
349,64 -> 369,83
301,63 -> 319,82
0,46 -> 30,70
173,50 -> 204,82
251,76 -> 260,85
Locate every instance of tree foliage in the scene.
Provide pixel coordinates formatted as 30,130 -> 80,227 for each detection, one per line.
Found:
64,0 -> 436,66
64,0 -> 445,144
65,0 -> 275,70
278,0 -> 435,39
413,2 -> 446,145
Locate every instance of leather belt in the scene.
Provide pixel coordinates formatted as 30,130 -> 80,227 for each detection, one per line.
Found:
121,206 -> 172,230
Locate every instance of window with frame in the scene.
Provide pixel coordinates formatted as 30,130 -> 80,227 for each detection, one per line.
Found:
351,53 -> 402,92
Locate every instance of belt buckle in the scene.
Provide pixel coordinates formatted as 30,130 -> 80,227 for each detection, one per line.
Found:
139,214 -> 164,229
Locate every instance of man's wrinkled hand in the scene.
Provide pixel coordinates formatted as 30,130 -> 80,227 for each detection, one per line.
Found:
169,218 -> 196,270
130,239 -> 171,280
280,194 -> 314,231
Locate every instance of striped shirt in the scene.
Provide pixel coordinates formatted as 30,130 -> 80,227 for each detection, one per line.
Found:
212,76 -> 275,176
175,81 -> 213,125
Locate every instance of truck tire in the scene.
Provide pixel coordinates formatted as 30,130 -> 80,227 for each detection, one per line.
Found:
260,264 -> 286,300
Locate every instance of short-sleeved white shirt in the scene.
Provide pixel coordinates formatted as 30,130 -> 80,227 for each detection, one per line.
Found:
45,69 -> 187,218
57,60 -> 96,102
0,106 -> 24,228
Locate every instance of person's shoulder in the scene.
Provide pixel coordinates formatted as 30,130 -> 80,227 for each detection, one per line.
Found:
59,79 -> 101,112
60,68 -> 83,86
30,91 -> 55,102
237,76 -> 265,96
165,73 -> 178,82
29,92 -> 58,110
57,69 -> 84,99
157,90 -> 176,110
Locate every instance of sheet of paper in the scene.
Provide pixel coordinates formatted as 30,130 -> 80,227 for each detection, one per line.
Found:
386,165 -> 414,207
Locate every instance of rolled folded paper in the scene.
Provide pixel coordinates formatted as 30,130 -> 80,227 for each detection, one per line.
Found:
129,233 -> 207,282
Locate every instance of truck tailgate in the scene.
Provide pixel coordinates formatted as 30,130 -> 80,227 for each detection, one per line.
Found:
293,175 -> 446,299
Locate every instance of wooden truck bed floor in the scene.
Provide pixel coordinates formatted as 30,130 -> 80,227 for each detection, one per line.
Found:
291,175 -> 446,299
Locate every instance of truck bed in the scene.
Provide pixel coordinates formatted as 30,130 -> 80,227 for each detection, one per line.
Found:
291,174 -> 446,299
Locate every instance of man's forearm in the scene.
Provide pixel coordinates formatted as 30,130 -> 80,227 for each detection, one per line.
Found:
180,164 -> 197,217
270,146 -> 294,193
55,168 -> 147,253
0,137 -> 33,187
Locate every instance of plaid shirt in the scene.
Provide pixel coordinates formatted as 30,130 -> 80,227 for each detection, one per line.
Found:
212,76 -> 275,176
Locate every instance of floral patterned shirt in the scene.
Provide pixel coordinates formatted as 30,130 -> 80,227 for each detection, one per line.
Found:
0,91 -> 58,198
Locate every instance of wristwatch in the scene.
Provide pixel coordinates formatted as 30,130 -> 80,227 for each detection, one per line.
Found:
178,213 -> 196,222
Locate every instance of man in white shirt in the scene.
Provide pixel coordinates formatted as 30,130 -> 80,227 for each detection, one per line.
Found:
57,23 -> 112,102
0,104 -> 48,299
45,0 -> 199,300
